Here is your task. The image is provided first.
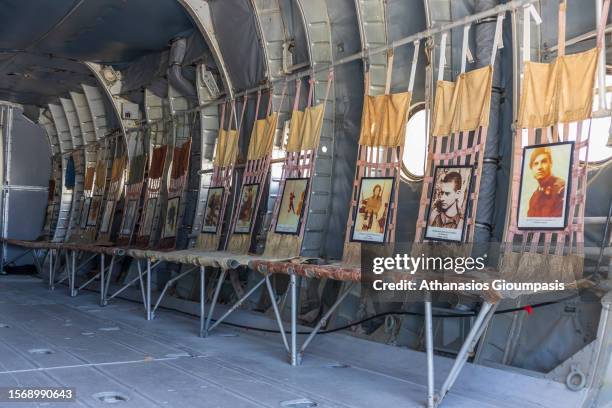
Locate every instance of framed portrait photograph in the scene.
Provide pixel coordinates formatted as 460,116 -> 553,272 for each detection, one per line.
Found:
140,197 -> 158,236
424,165 -> 474,242
517,141 -> 573,230
162,197 -> 180,239
99,200 -> 115,234
234,183 -> 259,234
86,196 -> 102,227
275,178 -> 309,235
79,197 -> 91,229
350,177 -> 395,243
120,199 -> 138,235
202,187 -> 224,233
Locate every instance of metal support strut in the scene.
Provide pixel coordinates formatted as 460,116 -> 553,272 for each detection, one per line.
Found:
434,302 -> 497,407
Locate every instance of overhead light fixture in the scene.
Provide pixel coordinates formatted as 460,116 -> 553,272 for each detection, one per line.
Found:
101,66 -> 119,85
200,66 -> 220,99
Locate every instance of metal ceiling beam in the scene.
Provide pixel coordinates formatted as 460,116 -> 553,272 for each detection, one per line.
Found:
81,84 -> 109,142
294,0 -> 335,258
354,0 -> 388,95
177,0 -> 235,98
70,91 -> 96,146
48,103 -> 73,153
144,88 -> 167,147
85,62 -> 141,161
59,97 -> 83,149
38,109 -> 60,156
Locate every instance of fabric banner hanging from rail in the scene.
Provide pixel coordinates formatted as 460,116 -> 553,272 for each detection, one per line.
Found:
263,72 -> 332,259
501,0 -> 610,294
342,44 -> 418,267
225,87 -> 283,254
197,98 -> 244,251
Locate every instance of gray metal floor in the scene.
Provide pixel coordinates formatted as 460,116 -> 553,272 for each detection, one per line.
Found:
0,275 -> 585,408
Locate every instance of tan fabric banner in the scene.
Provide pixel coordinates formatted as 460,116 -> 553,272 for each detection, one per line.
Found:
84,167 -> 95,190
518,48 -> 598,128
227,233 -> 251,253
149,145 -> 168,179
213,129 -> 239,167
431,81 -> 457,137
127,154 -> 147,185
558,48 -> 598,123
286,104 -> 325,152
456,65 -> 493,132
263,232 -> 301,258
197,231 -> 221,251
171,139 -> 192,179
247,113 -> 278,160
517,61 -> 558,129
111,156 -> 126,182
431,65 -> 493,136
94,160 -> 106,189
358,92 -> 412,147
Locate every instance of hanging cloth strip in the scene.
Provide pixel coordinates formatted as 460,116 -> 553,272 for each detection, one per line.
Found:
285,73 -> 332,153
518,0 -> 609,129
97,155 -> 127,242
358,47 -> 414,148
94,158 -> 107,194
226,84 -> 287,254
431,26 -> 494,136
111,156 -> 126,182
116,132 -> 148,247
134,143 -> 168,247
247,89 -> 279,161
198,96 -> 248,251
342,41 -> 420,266
213,101 -> 241,167
500,0 -> 611,296
148,145 -> 168,179
414,14 -> 503,255
264,70 -> 334,259
83,166 -> 96,192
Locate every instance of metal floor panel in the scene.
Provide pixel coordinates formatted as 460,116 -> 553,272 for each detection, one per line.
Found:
0,276 -> 585,408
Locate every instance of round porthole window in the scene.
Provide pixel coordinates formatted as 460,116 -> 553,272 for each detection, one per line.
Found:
401,104 -> 429,181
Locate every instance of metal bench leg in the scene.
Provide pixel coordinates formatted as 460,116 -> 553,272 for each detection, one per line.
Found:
152,265 -> 199,318
146,258 -> 152,321
31,249 -> 43,275
48,249 -> 54,289
298,281 -> 356,363
107,258 -> 159,302
204,269 -> 227,337
99,254 -> 105,306
206,273 -> 267,334
102,255 -> 116,305
70,250 -> 77,297
56,251 -> 71,286
436,302 -> 495,406
425,293 -> 435,408
290,271 -> 298,366
136,260 -> 147,311
264,274 -> 290,354
199,266 -> 205,338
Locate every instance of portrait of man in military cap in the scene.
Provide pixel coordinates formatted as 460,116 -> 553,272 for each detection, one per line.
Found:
425,165 -> 473,242
518,142 -> 573,229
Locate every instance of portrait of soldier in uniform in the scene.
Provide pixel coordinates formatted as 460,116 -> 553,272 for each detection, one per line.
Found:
162,197 -> 180,238
518,142 -> 573,229
527,147 -> 565,217
235,183 -> 259,233
202,187 -> 224,233
351,177 -> 394,243
425,165 -> 473,242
